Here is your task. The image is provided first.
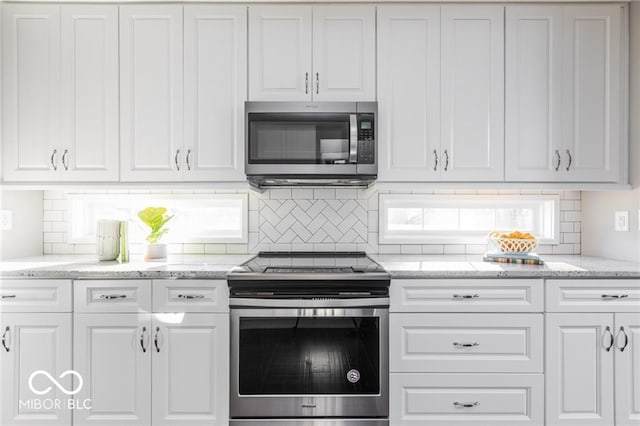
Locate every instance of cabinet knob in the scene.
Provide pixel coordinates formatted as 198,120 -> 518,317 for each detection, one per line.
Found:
62,149 -> 69,171
186,149 -> 192,171
2,326 -> 10,352
443,150 -> 449,171
175,149 -> 181,171
565,149 -> 572,171
50,149 -> 58,171
433,150 -> 439,171
602,326 -> 614,352
554,150 -> 561,172
616,326 -> 629,352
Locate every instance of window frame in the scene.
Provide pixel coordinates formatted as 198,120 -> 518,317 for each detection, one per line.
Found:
378,194 -> 560,245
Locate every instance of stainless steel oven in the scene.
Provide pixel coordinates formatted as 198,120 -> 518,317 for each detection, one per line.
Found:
245,102 -> 377,187
228,252 -> 390,426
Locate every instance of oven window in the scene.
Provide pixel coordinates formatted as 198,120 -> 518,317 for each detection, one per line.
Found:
248,113 -> 350,164
239,317 -> 380,395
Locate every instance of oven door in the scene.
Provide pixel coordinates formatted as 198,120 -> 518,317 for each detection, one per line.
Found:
230,305 -> 388,419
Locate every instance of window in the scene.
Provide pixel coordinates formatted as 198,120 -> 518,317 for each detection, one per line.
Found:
379,194 -> 559,244
67,193 -> 247,244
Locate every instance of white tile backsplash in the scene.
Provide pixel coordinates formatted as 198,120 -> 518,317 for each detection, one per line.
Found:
42,188 -> 582,255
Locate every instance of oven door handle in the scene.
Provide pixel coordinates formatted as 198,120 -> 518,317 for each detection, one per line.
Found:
229,297 -> 389,309
349,114 -> 358,163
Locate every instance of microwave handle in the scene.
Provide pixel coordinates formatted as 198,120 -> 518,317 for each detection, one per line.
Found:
349,114 -> 358,163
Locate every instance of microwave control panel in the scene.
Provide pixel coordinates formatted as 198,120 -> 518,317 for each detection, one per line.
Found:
357,114 -> 375,164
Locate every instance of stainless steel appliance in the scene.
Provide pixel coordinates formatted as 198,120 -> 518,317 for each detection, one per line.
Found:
227,252 -> 390,426
245,102 -> 377,187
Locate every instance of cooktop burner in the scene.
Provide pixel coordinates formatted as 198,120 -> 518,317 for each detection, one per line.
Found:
230,251 -> 387,274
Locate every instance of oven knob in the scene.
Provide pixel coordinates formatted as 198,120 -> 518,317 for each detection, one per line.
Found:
347,369 -> 361,384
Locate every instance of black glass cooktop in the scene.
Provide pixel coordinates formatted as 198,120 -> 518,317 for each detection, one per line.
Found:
231,252 -> 387,274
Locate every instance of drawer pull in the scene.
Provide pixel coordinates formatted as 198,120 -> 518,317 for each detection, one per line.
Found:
2,326 -> 10,352
453,341 -> 479,348
616,327 -> 629,352
177,294 -> 205,300
1,295 -> 16,299
99,294 -> 127,300
453,294 -> 479,300
601,294 -> 629,299
602,326 -> 614,352
453,401 -> 479,408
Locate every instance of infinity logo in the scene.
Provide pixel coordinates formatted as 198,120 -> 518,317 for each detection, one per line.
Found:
28,370 -> 83,396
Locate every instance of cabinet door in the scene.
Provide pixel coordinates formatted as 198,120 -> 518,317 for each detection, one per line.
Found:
248,6 -> 312,101
0,313 -> 72,426
615,313 -> 640,426
73,314 -> 151,426
546,313 -> 615,426
441,6 -> 504,181
152,314 -> 229,425
120,5 -> 184,182
60,5 -> 119,182
377,5 -> 441,181
505,6 -> 564,182
562,5 -> 622,182
2,4 -> 61,182
184,5 -> 246,182
312,5 -> 375,101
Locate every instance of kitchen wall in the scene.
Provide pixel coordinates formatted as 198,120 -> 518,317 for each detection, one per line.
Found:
0,190 -> 44,260
42,188 -> 582,256
582,1 -> 640,263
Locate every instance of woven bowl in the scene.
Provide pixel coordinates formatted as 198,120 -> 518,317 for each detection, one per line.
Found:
489,231 -> 538,254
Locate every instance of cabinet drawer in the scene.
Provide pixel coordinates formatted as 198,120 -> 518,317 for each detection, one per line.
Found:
74,280 -> 151,313
546,279 -> 640,312
391,279 -> 544,312
390,373 -> 544,425
152,280 -> 228,312
390,313 -> 543,373
0,279 -> 71,312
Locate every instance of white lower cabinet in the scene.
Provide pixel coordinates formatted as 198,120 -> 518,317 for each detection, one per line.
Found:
390,373 -> 544,425
152,313 -> 229,425
615,313 -> 640,426
0,313 -> 72,426
73,313 -> 152,426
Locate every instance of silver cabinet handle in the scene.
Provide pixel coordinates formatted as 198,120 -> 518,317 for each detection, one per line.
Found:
616,326 -> 629,352
433,150 -> 439,171
316,72 -> 319,94
566,149 -> 572,171
454,401 -> 479,408
186,149 -> 192,171
443,149 -> 449,171
554,149 -> 561,171
305,72 -> 309,94
154,327 -> 161,353
1,295 -> 16,299
453,342 -> 479,348
2,326 -> 9,352
61,149 -> 69,171
140,326 -> 147,353
175,149 -> 181,171
50,149 -> 58,171
99,294 -> 127,300
453,294 -> 479,300
601,294 -> 629,299
178,294 -> 205,299
602,326 -> 614,352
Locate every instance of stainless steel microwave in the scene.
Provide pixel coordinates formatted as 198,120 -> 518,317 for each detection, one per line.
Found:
245,102 -> 377,187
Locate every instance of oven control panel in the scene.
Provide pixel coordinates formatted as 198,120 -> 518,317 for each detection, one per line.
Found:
357,114 -> 375,164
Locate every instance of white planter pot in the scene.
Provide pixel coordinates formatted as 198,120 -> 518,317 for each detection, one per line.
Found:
145,243 -> 167,261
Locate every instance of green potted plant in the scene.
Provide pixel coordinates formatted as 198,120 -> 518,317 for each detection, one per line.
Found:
138,206 -> 174,260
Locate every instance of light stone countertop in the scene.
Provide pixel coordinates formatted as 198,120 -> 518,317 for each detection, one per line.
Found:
1,254 -> 639,280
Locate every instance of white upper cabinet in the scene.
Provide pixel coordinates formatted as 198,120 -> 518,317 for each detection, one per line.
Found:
119,5 -> 184,182
377,5 -> 504,182
184,5 -> 246,181
248,5 -> 375,102
505,6 -> 564,182
2,4 -> 61,182
377,5 -> 441,181
2,4 -> 119,182
506,4 -> 624,183
441,5 -> 504,181
312,5 -> 375,101
61,5 -> 119,181
563,5 -> 622,182
249,6 -> 312,101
